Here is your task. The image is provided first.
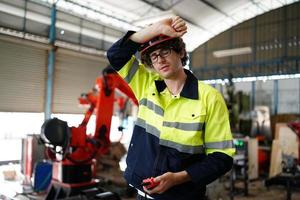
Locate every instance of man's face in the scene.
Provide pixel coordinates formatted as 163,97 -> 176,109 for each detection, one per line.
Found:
149,46 -> 183,79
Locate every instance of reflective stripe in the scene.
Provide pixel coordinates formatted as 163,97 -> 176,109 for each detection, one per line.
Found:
205,140 -> 234,149
137,189 -> 154,199
160,139 -> 205,154
124,58 -> 139,83
163,121 -> 204,131
128,185 -> 154,199
139,98 -> 164,116
135,118 -> 160,138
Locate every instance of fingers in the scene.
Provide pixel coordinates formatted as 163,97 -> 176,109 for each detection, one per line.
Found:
175,26 -> 187,34
144,183 -> 163,195
145,175 -> 162,194
175,30 -> 187,38
166,27 -> 187,38
142,175 -> 162,195
172,20 -> 185,30
171,16 -> 186,29
158,16 -> 187,37
171,16 -> 187,37
144,173 -> 174,195
154,175 -> 162,183
171,16 -> 182,26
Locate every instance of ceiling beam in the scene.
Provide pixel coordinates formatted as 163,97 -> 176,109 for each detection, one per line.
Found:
0,2 -> 119,43
139,0 -> 210,32
199,0 -> 238,23
64,0 -> 133,26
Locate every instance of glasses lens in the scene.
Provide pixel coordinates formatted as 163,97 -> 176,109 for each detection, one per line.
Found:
150,54 -> 158,63
160,48 -> 171,57
150,48 -> 171,63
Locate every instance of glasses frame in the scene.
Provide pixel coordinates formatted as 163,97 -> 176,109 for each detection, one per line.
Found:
149,47 -> 173,64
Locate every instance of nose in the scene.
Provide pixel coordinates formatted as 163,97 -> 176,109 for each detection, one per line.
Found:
157,54 -> 166,63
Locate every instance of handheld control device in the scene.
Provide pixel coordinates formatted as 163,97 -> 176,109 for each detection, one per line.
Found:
141,177 -> 160,190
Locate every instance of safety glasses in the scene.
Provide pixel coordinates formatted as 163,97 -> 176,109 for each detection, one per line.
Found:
150,47 -> 172,63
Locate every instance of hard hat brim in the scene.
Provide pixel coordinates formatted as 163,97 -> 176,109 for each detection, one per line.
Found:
140,35 -> 174,55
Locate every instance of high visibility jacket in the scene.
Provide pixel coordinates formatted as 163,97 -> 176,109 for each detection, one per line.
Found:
107,32 -> 235,200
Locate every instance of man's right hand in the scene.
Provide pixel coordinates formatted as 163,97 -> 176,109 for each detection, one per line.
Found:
158,16 -> 187,38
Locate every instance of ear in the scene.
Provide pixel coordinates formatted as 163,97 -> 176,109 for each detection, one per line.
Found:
179,50 -> 184,59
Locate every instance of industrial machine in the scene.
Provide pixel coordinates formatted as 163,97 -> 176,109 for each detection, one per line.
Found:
40,67 -> 137,199
230,136 -> 249,200
265,121 -> 300,200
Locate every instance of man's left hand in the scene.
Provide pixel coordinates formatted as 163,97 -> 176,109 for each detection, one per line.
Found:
143,171 -> 191,194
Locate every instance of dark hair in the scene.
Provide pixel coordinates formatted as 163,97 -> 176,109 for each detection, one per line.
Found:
141,37 -> 188,68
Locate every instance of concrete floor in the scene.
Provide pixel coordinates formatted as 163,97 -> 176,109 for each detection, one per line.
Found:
232,180 -> 300,200
124,180 -> 300,200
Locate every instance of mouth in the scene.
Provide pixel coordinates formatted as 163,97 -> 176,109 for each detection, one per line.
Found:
160,65 -> 169,71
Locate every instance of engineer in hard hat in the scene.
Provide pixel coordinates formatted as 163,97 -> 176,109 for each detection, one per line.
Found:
107,16 -> 235,200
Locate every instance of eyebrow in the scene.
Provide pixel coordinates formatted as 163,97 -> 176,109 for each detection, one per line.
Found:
150,50 -> 161,56
150,48 -> 168,55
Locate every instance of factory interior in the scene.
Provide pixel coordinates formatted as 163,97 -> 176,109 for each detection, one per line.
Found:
0,0 -> 300,199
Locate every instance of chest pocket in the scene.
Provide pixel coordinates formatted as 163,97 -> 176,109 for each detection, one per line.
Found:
179,101 -> 206,121
174,110 -> 206,145
181,110 -> 206,129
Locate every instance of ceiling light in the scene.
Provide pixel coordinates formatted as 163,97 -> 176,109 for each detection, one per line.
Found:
213,47 -> 252,58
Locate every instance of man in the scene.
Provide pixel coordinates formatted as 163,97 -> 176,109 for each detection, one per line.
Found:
107,16 -> 235,200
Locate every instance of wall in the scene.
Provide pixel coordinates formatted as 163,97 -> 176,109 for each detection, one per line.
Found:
214,78 -> 300,114
278,78 -> 300,113
192,2 -> 300,80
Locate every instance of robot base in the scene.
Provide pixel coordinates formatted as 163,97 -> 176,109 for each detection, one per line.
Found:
46,180 -> 120,200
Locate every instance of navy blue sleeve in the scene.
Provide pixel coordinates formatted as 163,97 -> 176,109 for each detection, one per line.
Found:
186,152 -> 233,185
107,31 -> 141,71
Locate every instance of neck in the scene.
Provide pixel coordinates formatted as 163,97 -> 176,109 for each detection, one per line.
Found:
164,69 -> 187,95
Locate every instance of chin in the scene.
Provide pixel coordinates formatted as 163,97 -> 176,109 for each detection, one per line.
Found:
160,73 -> 173,79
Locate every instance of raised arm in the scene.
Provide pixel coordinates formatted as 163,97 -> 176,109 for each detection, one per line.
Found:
129,16 -> 187,43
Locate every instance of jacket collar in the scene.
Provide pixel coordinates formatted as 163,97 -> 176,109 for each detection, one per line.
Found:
154,69 -> 199,100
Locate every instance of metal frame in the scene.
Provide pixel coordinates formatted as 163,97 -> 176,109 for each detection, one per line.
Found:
193,57 -> 300,80
45,3 -> 57,120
